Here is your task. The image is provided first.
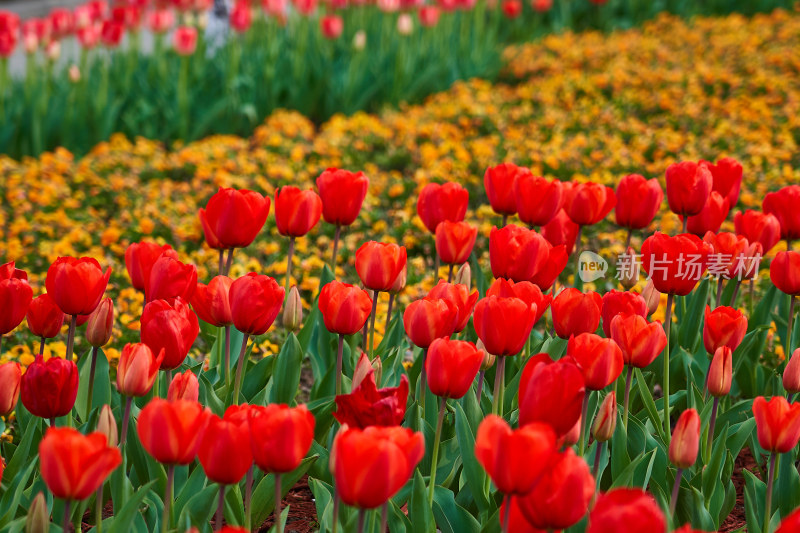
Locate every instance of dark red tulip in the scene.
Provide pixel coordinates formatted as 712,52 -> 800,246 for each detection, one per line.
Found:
425,338 -> 483,399
487,278 -> 551,326
683,191 -> 730,236
600,290 -> 647,338
703,305 -> 747,354
124,242 -> 177,292
541,209 -> 580,255
229,273 -> 285,336
614,174 -> 663,230
518,449 -> 595,530
334,352 -> 409,428
275,186 -> 323,237
355,241 -> 407,292
473,295 -> 537,356
563,182 -> 616,227
763,185 -> 800,241
489,224 -> 550,282
587,488 -> 666,533
641,232 -> 712,295
427,281 -> 479,333
515,174 -> 564,227
551,288 -> 602,339
0,262 -> 32,336
518,354 -> 585,436
734,209 -> 781,253
45,257 -> 111,316
485,163 -> 529,217
199,187 -> 270,249
753,396 -> 800,453
435,221 -> 477,265
610,314 -> 667,368
318,280 -> 373,336
249,404 -> 315,473
770,251 -> 800,296
703,157 -> 742,208
475,415 -> 557,495
146,254 -> 197,303
140,297 -> 199,370
198,413 -> 252,484
20,355 -> 79,420
416,182 -> 469,234
137,398 -> 211,465
189,276 -> 233,327
530,244 -> 568,291
403,297 -> 458,349
567,333 -> 623,390
665,161 -> 712,217
316,168 -> 369,226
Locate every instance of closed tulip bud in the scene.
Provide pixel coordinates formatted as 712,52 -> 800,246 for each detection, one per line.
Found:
173,25 -> 197,55
125,242 -> 177,292
753,396 -> 800,453
25,492 -> 49,533
474,295 -> 537,356
485,163 -> 530,217
455,263 -> 471,290
21,355 -> 79,420
275,186 -> 323,237
763,185 -> 800,242
199,187 -> 270,250
665,161 -> 712,217
45,256 -> 111,317
397,13 -> 413,34
489,224 -> 550,282
248,404 -> 315,473
416,182 -> 469,234
518,354 -> 585,437
551,288 -> 603,339
426,338 -> 483,399
138,399 -> 211,465
198,414 -> 253,485
318,281 -> 372,336
168,369 -> 199,402
477,339 -> 495,370
320,14 -> 343,39
703,305 -> 747,354
435,221 -> 478,266
352,30 -> 366,50
97,404 -> 118,448
614,174 -> 663,230
403,297 -> 458,349
734,209 -> 781,254
86,297 -> 113,347
146,254 -> 197,303
642,279 -> 661,316
610,313 -> 667,369
283,286 -> 303,331
515,174 -> 564,227
26,293 -> 65,339
784,348 -> 800,394
117,343 -> 164,397
68,64 -> 80,83
592,392 -> 617,442
45,40 -> 60,61
669,409 -> 700,469
0,362 -> 21,416
587,488 -> 666,533
707,346 -> 733,397
619,248 -> 639,289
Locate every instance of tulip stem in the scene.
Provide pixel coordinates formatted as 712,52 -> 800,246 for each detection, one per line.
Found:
332,492 -> 340,533
357,509 -> 366,533
335,334 -> 344,396
663,292 -> 675,441
38,336 -> 45,356
787,296 -> 796,366
385,293 -> 395,333
369,291 -> 379,365
420,348 -> 428,412
332,224 -> 341,272
65,314 -> 77,363
764,454 -> 777,533
706,397 -> 720,460
715,277 -> 724,308
501,494 -> 511,533
592,441 -> 605,480
681,217 -> 688,234
275,473 -> 283,533
448,264 -> 454,283
578,391 -> 590,457
49,417 -> 56,428
476,370 -> 485,402
501,214 -> 508,228
162,465 -> 174,533
87,346 -> 99,417
224,325 -> 231,388
218,249 -> 225,276
380,502 -> 388,533
492,356 -> 506,416
428,396 -> 447,506
120,396 -> 132,447
96,484 -> 104,532
284,237 -> 295,305
669,468 -> 683,516
624,228 -> 632,250
215,484 -> 225,531
63,499 -> 71,533
434,253 -> 440,283
232,334 -> 250,405
225,248 -> 234,275
623,365 -> 633,429
730,279 -> 742,308
244,466 -> 254,532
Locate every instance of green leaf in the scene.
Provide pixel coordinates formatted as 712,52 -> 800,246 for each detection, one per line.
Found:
408,469 -> 435,533
454,402 -> 489,513
743,469 -> 766,533
0,460 -> 38,527
270,333 -> 303,404
106,480 -> 156,533
634,368 -> 666,442
75,348 -> 112,422
432,486 -> 481,533
678,278 -> 710,352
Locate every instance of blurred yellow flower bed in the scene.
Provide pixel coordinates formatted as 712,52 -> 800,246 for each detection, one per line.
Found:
2,9 -> 799,364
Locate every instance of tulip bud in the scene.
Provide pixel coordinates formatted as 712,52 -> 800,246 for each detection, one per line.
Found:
563,416 -> 581,446
619,247 -> 638,290
25,492 -> 49,533
86,297 -> 114,347
784,348 -> 800,394
642,279 -> 661,317
68,64 -> 81,83
397,13 -> 413,35
669,409 -> 700,469
476,339 -> 495,370
283,286 -> 303,331
46,40 -> 60,61
592,392 -> 617,443
352,30 -> 366,50
455,263 -> 471,291
389,264 -> 407,294
167,369 -> 199,402
707,346 -> 732,397
96,404 -> 118,448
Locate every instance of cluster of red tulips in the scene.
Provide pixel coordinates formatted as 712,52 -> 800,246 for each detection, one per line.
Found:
3,157 -> 800,532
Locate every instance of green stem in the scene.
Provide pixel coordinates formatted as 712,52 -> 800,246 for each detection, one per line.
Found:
623,365 -> 633,429
492,356 -> 506,416
663,292 -> 674,441
336,334 -> 344,396
162,465 -> 174,533
578,391 -> 590,457
224,325 -> 231,388
501,494 -> 511,533
215,484 -> 225,531
357,508 -> 366,533
787,296 -> 796,365
232,334 -> 250,405
428,397 -> 446,506
332,224 -> 341,272
369,291 -> 379,364
87,346 -> 99,416
65,314 -> 77,363
63,499 -> 71,533
275,474 -> 283,533
706,397 -> 719,461
96,483 -> 104,532
669,468 -> 683,516
764,454 -> 777,533
244,466 -> 253,532
284,237 -> 295,304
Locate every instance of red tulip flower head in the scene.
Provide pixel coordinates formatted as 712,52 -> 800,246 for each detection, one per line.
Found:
137,398 -> 211,465
333,352 -> 410,428
530,244 -> 569,291
515,174 -> 564,227
610,314 -> 667,369
518,354 -> 585,436
168,369 -> 200,402
600,289 -> 647,337
229,0 -> 252,32
45,257 -> 111,316
435,221 -> 477,265
707,346 -> 733,397
316,168 -> 369,226
566,333 -> 624,390
116,343 -> 165,397
320,14 -> 343,38
355,241 -> 407,292
587,488 -> 666,533
425,338 -> 483,399
641,232 -> 712,295
703,305 -> 747,354
248,404 -> 315,473
140,297 -> 199,370
485,163 -> 530,217
172,25 -> 197,55
199,187 -> 270,249
403,296 -> 458,349
777,507 -> 800,533
683,190 -> 730,236
703,157 -> 743,208
614,174 -> 663,230
551,288 -> 602,339
665,161 -> 712,217
703,231 -> 760,280
770,251 -> 800,296
564,182 -> 616,227
0,362 -> 21,416
275,186 -> 323,237
473,295 -> 536,356
763,185 -> 800,241
668,408 -> 700,469
146,254 -> 197,303
734,209 -> 781,253
229,273 -> 285,335
752,396 -> 800,453
20,355 -> 79,420
318,280 -> 373,336
198,413 -> 253,484
124,242 -> 177,292
427,281 -> 479,333
541,208 -> 580,255
489,225 -> 550,282
416,182 -> 469,234
190,276 -> 233,327
487,278 -> 551,326
0,261 -> 32,335
26,293 -> 65,339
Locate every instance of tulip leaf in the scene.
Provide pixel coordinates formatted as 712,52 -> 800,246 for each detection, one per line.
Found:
409,468 -> 435,533
270,333 -> 303,405
610,409 -> 631,480
309,477 -> 335,532
432,486 -> 481,533
241,351 -> 276,401
173,462 -> 210,522
0,459 -> 37,527
634,368 -> 667,442
174,484 -> 218,531
776,450 -> 800,517
743,469 -> 766,533
106,480 -> 156,533
678,278 -> 710,352
1,414 -> 39,493
250,454 -> 318,526
610,448 -> 654,489
74,347 -> 112,423
701,424 -> 729,505
387,499 -> 413,533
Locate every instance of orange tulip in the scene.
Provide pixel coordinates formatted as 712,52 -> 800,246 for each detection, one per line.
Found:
167,369 -> 199,402
0,362 -> 21,416
355,241 -> 407,292
248,404 -> 315,473
116,343 -> 165,397
137,398 -> 211,465
753,396 -> 800,453
668,409 -> 700,469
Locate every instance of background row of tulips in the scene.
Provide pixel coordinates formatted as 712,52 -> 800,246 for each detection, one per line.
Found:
3,157 -> 800,532
0,0 -> 794,159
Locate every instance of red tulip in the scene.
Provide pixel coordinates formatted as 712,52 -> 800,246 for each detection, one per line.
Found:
541,209 -> 580,255
763,185 -> 800,241
641,232 -> 712,295
45,257 -> 110,316
418,5 -> 440,26
199,187 -> 270,249
499,496 -> 547,533
100,19 -> 123,47
26,293 -> 64,339
147,9 -> 174,33
334,353 -> 409,428
518,354 -> 585,436
318,280 -> 373,336
518,449 -> 595,530
551,288 -> 602,339
138,398 -> 210,465
610,314 -> 667,368
140,297 -> 199,370
275,186 -> 323,237
515,174 -> 563,227
486,278 -> 551,326
485,163 -> 529,217
593,392 -> 617,442
167,369 -> 199,402
435,221 -> 477,265
172,25 -> 196,55
189,276 -> 233,327
777,507 -> 800,533
564,182 -> 616,227
734,209 -> 781,253
403,296 -> 458,349
427,281 -> 478,333
530,244 -> 568,291
475,415 -> 557,495
614,174 -> 663,230
784,348 -> 800,394
146,254 -> 197,303
416,182 -> 469,234
116,343 -> 165,397
703,157 -> 742,208
703,305 -> 747,354
489,224 -> 550,282
683,191 -> 730,236
702,231 -> 759,280
669,408 -> 700,468
665,161 -> 712,217
425,338 -> 483,399
473,295 -> 536,356
333,425 -> 424,509
355,241 -> 407,292
600,290 -> 647,338
248,404 -> 315,473
752,396 -> 800,453
0,262 -> 32,335
229,273 -> 284,335
198,413 -> 252,484
566,333 -> 623,390
85,297 -> 113,347
320,14 -> 343,38
501,0 -> 522,17
39,427 -> 121,501
0,362 -> 21,416
587,488 -> 666,533
770,251 -> 800,296
707,346 -> 732,397
229,0 -> 252,32
316,168 -> 369,226
124,242 -> 177,292
20,355 -> 79,420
